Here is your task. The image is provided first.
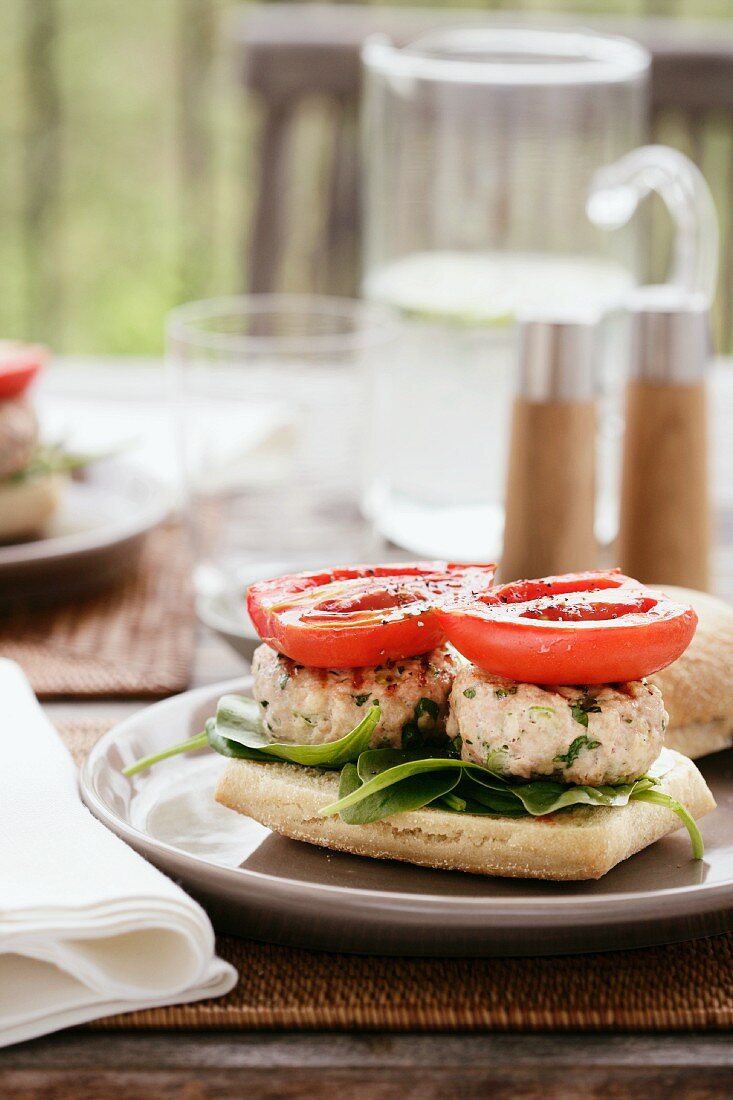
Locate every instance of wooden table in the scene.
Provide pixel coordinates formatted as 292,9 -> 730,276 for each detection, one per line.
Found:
2,360 -> 733,1097
2,1029 -> 733,1097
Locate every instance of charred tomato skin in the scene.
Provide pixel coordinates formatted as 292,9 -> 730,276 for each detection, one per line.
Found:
246,562 -> 496,668
435,570 -> 697,685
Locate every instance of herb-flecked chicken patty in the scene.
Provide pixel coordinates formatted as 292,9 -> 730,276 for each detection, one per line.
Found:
447,664 -> 667,786
0,397 -> 38,480
251,642 -> 460,750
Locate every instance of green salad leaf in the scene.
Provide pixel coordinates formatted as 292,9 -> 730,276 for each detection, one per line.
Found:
630,788 -> 705,860
336,761 -> 461,825
317,746 -> 703,859
122,698 -> 380,777
10,442 -> 114,483
122,730 -> 210,777
213,695 -> 380,767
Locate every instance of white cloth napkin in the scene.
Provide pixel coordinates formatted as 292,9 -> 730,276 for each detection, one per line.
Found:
0,660 -> 237,1047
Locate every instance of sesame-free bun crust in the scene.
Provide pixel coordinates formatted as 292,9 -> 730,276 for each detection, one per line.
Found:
214,750 -> 714,882
0,472 -> 62,543
650,586 -> 733,760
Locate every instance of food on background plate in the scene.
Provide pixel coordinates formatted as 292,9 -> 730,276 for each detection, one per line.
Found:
0,342 -> 95,544
125,566 -> 716,881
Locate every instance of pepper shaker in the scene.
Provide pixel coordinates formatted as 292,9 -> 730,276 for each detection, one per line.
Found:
618,287 -> 711,590
500,316 -> 598,582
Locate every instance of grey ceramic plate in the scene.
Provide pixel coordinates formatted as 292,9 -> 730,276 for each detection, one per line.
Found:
196,587 -> 259,661
196,560 -> 344,662
0,460 -> 170,606
80,676 -> 733,957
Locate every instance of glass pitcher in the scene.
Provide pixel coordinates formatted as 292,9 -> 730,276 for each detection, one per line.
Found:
361,26 -> 712,559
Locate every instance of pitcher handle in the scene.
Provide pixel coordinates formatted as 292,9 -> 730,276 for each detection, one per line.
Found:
586,144 -> 718,304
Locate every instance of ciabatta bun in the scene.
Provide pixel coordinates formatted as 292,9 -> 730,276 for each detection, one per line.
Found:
0,473 -> 62,543
214,749 -> 715,881
650,586 -> 733,760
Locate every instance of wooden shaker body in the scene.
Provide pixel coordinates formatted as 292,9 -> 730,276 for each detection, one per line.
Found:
618,379 -> 710,590
500,398 -> 597,582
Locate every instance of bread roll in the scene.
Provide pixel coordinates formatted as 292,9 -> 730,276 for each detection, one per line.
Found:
650,586 -> 733,759
0,473 -> 62,543
215,749 -> 714,881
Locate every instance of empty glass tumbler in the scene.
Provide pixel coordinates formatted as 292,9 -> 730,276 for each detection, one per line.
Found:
168,295 -> 396,599
362,26 -> 652,558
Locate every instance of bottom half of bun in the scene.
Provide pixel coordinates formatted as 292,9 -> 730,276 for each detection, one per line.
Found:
0,473 -> 62,543
214,750 -> 715,882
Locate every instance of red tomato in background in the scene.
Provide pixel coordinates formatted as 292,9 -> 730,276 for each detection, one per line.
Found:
0,342 -> 46,400
247,562 -> 496,668
435,570 -> 697,685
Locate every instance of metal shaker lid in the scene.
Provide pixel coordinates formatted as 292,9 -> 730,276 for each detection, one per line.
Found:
516,313 -> 598,402
629,285 -> 710,383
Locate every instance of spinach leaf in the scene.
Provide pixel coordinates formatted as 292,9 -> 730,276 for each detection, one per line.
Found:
319,751 -> 702,858
338,762 -> 361,799
400,722 -> 424,750
338,768 -> 461,825
629,788 -> 705,860
456,774 -> 527,816
319,756 -> 467,817
357,747 -> 427,783
11,442 -> 114,484
123,698 -> 380,776
214,696 -> 380,767
646,749 -> 676,780
415,697 -> 440,723
205,717 -> 275,762
122,730 -> 209,777
214,694 -> 268,742
506,774 -> 657,816
400,697 -> 441,749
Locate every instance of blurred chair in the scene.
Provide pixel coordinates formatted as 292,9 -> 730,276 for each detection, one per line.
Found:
232,5 -> 733,346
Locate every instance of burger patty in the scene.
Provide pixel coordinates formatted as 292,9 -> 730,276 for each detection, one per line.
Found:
251,642 -> 460,750
447,665 -> 666,786
0,398 -> 38,480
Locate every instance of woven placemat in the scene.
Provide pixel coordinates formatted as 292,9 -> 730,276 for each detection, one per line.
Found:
62,721 -> 733,1033
0,525 -> 195,698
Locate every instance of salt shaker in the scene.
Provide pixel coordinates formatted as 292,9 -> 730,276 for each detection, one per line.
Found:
618,287 -> 711,590
500,316 -> 598,582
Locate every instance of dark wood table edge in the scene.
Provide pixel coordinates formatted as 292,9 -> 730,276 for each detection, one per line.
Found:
2,1029 -> 733,1098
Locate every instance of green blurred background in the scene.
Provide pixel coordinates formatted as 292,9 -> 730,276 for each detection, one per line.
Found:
0,0 -> 730,354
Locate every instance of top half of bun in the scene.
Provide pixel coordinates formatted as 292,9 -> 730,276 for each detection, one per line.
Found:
650,585 -> 733,736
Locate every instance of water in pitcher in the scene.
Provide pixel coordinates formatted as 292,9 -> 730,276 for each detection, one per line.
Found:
364,250 -> 634,560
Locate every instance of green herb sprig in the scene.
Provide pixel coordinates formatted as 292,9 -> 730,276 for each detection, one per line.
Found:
554,734 -> 602,767
570,695 -> 602,728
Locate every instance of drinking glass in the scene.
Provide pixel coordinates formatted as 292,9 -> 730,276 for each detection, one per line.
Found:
167,295 -> 396,607
362,26 -> 653,558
